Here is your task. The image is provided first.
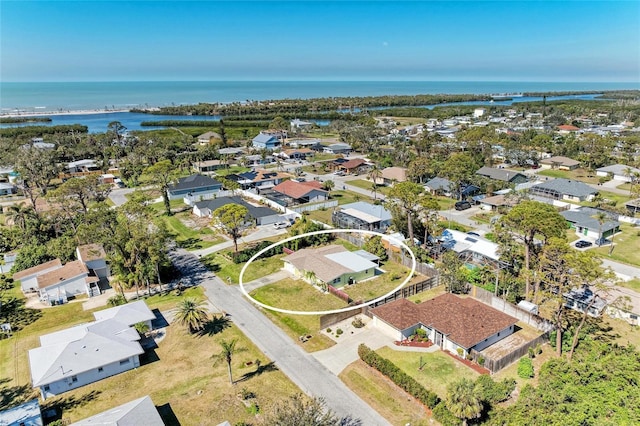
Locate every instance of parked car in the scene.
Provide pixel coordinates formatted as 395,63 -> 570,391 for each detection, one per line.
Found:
575,240 -> 593,248
273,221 -> 291,229
454,201 -> 472,211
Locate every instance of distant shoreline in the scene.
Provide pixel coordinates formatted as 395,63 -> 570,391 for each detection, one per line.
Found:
0,108 -> 141,118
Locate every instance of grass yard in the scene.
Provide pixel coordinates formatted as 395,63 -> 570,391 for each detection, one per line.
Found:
405,285 -> 447,304
376,347 -> 480,398
581,190 -> 632,209
201,252 -> 285,284
617,278 -> 640,292
602,316 -> 640,348
339,360 -> 431,425
435,196 -> 457,211
330,189 -> 375,205
493,343 -> 555,389
159,212 -> 224,250
251,278 -> 347,313
303,208 -> 334,225
348,179 -> 390,197
593,223 -> 640,266
536,168 -> 600,184
214,166 -> 251,177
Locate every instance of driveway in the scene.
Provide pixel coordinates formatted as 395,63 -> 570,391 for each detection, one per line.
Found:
169,248 -> 390,425
191,225 -> 288,258
242,269 -> 291,292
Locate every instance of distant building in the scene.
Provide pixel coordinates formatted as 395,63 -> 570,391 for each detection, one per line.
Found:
379,167 -> 408,185
332,201 -> 393,232
0,182 -> 17,196
197,131 -> 222,145
252,132 -> 281,150
290,118 -> 313,132
476,167 -> 528,184
596,164 -> 640,182
323,143 -> 352,155
271,180 -> 328,205
539,156 -> 581,171
530,178 -> 598,202
167,174 -> 222,201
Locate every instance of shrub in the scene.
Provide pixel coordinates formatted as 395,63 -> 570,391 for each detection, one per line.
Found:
107,294 -> 126,307
432,401 -> 459,426
475,375 -> 515,404
336,328 -> 343,335
246,402 -> 260,415
478,356 -> 485,366
352,317 -> 365,328
326,328 -> 332,333
231,240 -> 283,264
239,387 -> 255,400
528,346 -> 535,358
456,347 -> 464,357
517,357 -> 534,379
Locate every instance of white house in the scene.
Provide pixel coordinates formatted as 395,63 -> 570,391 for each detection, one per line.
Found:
76,244 -> 110,281
0,399 -> 43,426
28,301 -> 154,400
70,395 -> 164,425
36,260 -> 101,304
322,143 -> 351,155
371,293 -> 518,358
13,258 -> 63,293
596,164 -> 640,182
0,182 -> 16,196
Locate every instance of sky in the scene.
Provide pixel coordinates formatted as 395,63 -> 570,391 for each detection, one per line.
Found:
1,1 -> 639,82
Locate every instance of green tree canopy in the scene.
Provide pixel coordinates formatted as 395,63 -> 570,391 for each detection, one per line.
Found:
213,203 -> 249,253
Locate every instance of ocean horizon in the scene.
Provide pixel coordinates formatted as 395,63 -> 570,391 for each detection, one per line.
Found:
1,80 -> 638,113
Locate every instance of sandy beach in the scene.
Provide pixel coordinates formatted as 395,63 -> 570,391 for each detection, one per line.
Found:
0,108 -> 159,118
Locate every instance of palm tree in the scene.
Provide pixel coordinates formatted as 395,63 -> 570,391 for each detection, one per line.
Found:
594,212 -> 608,246
212,339 -> 246,385
175,298 -> 209,333
370,182 -> 379,200
445,378 -> 483,426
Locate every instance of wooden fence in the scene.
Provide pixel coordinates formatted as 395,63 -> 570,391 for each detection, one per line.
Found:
470,333 -> 549,373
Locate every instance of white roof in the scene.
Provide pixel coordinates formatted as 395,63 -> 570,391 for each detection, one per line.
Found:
443,229 -> 500,261
93,300 -> 155,326
0,399 -> 42,426
340,208 -> 381,224
70,395 -> 164,425
325,251 -> 378,273
67,159 -> 97,168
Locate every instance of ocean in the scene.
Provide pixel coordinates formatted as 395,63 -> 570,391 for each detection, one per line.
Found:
2,80 -> 638,113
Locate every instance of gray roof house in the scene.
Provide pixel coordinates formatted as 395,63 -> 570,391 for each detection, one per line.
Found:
167,174 -> 222,201
560,207 -> 620,241
596,164 -> 640,182
476,167 -> 528,184
28,301 -> 154,399
252,132 -> 281,150
530,178 -> 598,202
192,196 -> 282,226
424,177 -> 454,195
332,201 -> 393,232
0,399 -> 43,426
564,286 -> 608,317
322,143 -> 352,154
70,396 -> 164,425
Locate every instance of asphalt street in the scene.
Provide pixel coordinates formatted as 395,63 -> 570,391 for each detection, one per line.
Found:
169,247 -> 390,425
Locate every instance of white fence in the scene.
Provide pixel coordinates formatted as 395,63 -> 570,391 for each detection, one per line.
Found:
290,200 -> 338,214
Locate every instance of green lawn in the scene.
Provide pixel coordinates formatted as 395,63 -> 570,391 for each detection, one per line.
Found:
215,166 -> 251,177
593,223 -> 640,266
537,168 -> 600,184
617,278 -> 640,292
581,190 -> 632,209
376,347 -> 480,398
345,261 -> 422,303
201,252 -> 285,284
348,179 -> 390,197
158,212 -> 224,250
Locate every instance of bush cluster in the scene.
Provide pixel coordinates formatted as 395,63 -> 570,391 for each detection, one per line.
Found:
357,344 -> 440,409
231,240 -> 282,264
517,357 -> 534,379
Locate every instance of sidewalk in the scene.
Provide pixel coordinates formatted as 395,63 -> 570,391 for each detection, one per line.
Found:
242,269 -> 292,292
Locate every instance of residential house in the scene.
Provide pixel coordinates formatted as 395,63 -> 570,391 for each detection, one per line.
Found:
13,258 -> 64,293
624,198 -> 640,215
76,244 -> 110,282
0,399 -> 43,426
596,164 -> 640,182
36,260 -> 101,304
271,180 -> 328,205
424,177 -> 454,196
218,147 -> 245,156
331,201 -> 393,232
530,178 -> 598,202
252,132 -> 281,150
323,143 -> 352,155
476,167 -> 528,184
478,194 -> 519,211
560,207 -> 620,241
379,167 -> 408,185
70,396 -> 164,425
604,286 -> 640,325
167,174 -> 222,201
0,182 -> 16,196
66,159 -> 99,174
288,139 -> 321,150
371,293 -> 518,358
192,196 -> 282,226
539,156 -> 581,170
197,131 -> 222,145
337,158 -> 369,175
283,245 -> 379,288
192,159 -> 225,174
227,170 -> 292,192
280,148 -> 315,160
563,286 -> 607,317
557,124 -> 580,134
28,301 -> 155,399
244,154 -> 274,167
441,229 -> 503,269
93,300 -> 156,332
290,118 -> 313,132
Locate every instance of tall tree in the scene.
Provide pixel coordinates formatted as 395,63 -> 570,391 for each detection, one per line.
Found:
446,378 -> 483,426
498,201 -> 567,300
386,181 -> 425,245
262,394 -> 361,426
441,152 -> 480,199
213,204 -> 249,253
212,339 -> 246,385
13,145 -> 60,211
141,159 -> 178,216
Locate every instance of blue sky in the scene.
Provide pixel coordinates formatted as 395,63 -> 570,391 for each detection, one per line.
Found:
1,1 -> 639,82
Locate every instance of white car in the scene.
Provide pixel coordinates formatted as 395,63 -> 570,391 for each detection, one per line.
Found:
273,221 -> 291,229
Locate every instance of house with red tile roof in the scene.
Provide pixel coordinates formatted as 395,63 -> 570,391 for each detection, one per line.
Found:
13,258 -> 64,293
336,158 -> 369,174
371,293 -> 518,357
557,124 -> 580,133
272,180 -> 328,204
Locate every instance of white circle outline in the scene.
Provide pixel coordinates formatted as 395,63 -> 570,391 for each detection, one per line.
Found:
239,228 -> 416,315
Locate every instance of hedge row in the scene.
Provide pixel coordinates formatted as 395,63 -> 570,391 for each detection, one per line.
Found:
357,344 -> 440,409
230,240 -> 282,264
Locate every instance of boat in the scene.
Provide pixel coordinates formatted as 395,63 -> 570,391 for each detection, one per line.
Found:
490,93 -> 524,101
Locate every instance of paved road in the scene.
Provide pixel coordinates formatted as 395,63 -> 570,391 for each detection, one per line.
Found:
169,247 -> 390,425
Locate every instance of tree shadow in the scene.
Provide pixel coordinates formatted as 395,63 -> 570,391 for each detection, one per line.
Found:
235,361 -> 279,383
197,315 -> 231,337
41,390 -> 102,418
177,237 -> 205,250
157,402 -> 181,426
0,297 -> 43,332
0,381 -> 36,410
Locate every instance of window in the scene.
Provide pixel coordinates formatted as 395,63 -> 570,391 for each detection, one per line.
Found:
43,385 -> 50,392
119,359 -> 130,365
497,332 -> 500,337
71,375 -> 78,382
98,367 -> 104,372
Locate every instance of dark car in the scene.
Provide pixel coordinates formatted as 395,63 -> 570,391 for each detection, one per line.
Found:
455,201 -> 472,211
575,240 -> 593,248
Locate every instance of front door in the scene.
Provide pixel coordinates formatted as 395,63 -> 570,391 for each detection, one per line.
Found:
435,332 -> 443,347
